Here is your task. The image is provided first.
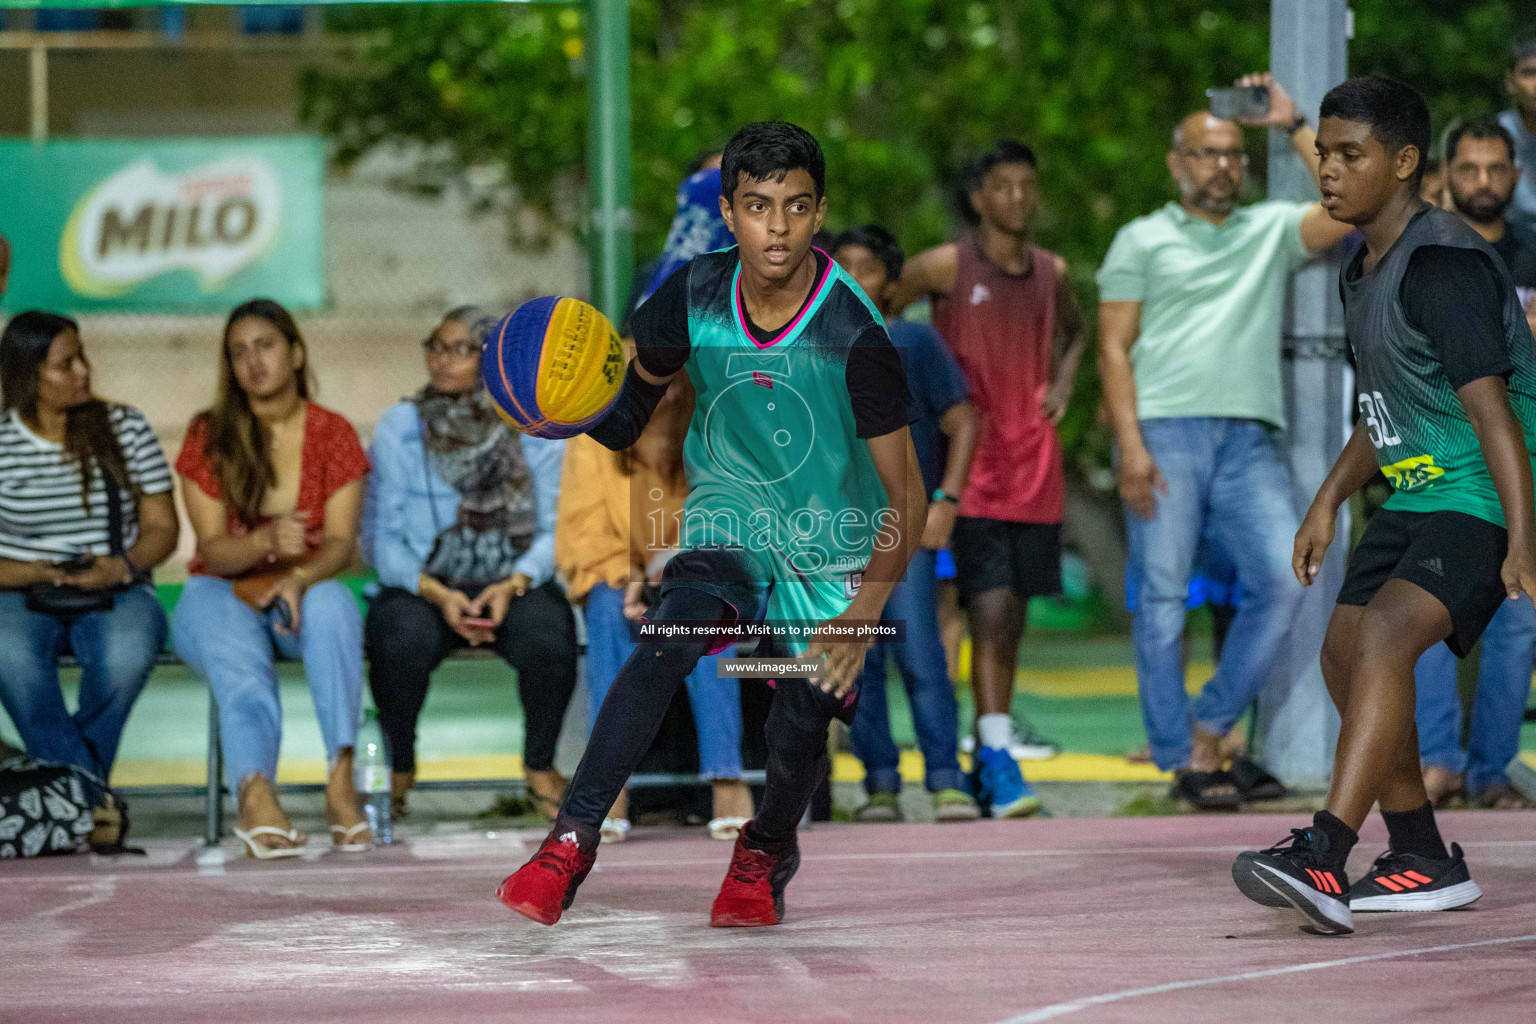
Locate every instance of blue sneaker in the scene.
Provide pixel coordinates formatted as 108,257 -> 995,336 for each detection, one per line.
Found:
973,746 -> 1042,819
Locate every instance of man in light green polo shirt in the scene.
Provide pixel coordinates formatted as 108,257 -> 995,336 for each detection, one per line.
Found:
1097,73 -> 1354,809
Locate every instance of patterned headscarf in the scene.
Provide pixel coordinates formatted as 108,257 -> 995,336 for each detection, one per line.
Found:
412,307 -> 536,591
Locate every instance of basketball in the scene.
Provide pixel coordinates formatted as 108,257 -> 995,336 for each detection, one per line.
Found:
481,296 -> 626,439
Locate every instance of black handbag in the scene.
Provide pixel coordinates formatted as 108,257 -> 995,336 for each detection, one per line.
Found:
22,478 -> 136,618
0,756 -> 96,858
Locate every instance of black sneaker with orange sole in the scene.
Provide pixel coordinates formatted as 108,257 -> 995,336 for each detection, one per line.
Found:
1348,844 -> 1482,912
1232,827 -> 1353,935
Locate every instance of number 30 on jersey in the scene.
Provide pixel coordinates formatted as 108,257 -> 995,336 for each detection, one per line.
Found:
1358,391 -> 1402,448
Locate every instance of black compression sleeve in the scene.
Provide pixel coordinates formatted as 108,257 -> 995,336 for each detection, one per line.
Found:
629,265 -> 692,378
588,361 -> 670,451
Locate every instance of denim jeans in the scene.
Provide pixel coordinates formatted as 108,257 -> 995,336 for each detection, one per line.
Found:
583,581 -> 743,780
1414,596 -> 1536,795
1125,418 -> 1304,771
850,547 -> 965,794
172,575 -> 363,792
0,586 -> 166,798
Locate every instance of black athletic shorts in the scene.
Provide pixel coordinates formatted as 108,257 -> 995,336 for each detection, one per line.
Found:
655,546 -> 859,723
1336,508 -> 1509,657
950,516 -> 1063,604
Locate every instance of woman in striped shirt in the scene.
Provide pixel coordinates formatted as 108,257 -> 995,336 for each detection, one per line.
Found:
0,311 -> 180,850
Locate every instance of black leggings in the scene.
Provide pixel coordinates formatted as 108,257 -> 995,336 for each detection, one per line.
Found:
365,583 -> 578,773
561,585 -> 840,842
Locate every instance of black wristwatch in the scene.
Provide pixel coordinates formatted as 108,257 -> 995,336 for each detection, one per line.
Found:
931,488 -> 958,505
1283,114 -> 1308,136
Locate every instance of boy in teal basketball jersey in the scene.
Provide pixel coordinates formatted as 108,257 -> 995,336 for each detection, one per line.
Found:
499,122 -> 927,928
1232,76 -> 1536,936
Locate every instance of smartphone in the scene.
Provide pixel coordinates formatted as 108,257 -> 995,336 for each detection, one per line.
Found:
54,554 -> 94,575
1207,85 -> 1270,121
462,616 -> 496,628
262,595 -> 294,631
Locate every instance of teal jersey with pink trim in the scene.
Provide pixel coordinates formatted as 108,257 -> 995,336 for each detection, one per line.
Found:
671,247 -> 901,643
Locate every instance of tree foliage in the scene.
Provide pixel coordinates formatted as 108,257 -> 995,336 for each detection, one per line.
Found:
301,0 -> 1526,461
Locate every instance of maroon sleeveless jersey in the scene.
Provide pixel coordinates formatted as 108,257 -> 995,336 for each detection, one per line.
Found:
930,235 -> 1064,523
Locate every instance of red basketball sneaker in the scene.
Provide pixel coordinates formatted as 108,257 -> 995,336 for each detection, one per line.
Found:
710,827 -> 800,928
497,821 -> 599,925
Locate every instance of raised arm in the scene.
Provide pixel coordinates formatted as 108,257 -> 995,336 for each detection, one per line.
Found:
887,243 -> 958,317
591,269 -> 689,451
1236,72 -> 1353,254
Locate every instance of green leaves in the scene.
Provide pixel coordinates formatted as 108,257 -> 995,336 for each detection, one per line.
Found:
299,0 -> 1515,465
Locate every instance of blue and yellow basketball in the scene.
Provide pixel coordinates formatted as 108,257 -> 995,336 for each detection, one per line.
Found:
481,296 -> 625,439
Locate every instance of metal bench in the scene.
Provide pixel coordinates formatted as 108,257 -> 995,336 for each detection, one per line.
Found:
67,644 -> 763,847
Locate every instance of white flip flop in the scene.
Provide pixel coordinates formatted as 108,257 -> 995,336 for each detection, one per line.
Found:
708,816 -> 748,841
330,822 -> 373,853
234,825 -> 305,860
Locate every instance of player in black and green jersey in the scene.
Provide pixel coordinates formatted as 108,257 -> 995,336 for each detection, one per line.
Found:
498,122 -> 928,929
1232,76 -> 1536,936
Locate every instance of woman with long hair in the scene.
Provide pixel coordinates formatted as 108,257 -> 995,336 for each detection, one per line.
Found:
0,311 -> 179,851
555,370 -> 753,843
171,298 -> 371,859
363,307 -> 578,820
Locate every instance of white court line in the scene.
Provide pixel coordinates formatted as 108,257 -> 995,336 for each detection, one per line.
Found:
991,933 -> 1536,1023
6,838 -> 1536,886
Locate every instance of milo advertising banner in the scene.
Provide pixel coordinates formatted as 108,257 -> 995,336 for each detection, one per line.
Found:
0,137 -> 323,311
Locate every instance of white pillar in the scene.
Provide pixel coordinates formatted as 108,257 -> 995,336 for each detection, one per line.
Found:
1257,0 -> 1351,787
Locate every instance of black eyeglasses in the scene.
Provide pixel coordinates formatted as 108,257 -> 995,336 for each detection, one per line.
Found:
422,338 -> 479,359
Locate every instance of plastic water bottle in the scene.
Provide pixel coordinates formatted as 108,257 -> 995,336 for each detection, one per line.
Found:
355,708 -> 393,845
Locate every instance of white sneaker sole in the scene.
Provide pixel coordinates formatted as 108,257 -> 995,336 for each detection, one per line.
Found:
1253,862 -> 1354,935
1351,880 -> 1483,912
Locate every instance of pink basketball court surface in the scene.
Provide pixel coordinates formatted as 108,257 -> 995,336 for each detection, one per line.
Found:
5,811 -> 1533,1023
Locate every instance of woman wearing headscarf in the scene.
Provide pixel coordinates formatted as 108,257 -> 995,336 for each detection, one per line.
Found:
363,307 -> 577,821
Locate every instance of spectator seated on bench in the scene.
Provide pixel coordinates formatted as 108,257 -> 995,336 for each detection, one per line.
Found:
361,307 -> 578,822
171,299 -> 372,860
0,311 -> 179,852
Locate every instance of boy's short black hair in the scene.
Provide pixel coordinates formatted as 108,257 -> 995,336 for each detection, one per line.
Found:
1445,117 -> 1517,165
832,225 -> 904,282
719,122 -> 825,203
1319,75 -> 1432,184
965,139 -> 1038,193
1511,37 -> 1536,69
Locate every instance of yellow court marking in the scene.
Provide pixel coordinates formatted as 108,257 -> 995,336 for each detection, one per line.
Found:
830,750 -> 1170,784
112,751 -> 1171,788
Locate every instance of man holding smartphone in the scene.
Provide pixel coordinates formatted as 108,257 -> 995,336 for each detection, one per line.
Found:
1097,73 -> 1355,809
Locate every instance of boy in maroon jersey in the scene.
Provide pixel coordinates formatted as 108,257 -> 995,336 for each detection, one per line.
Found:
890,140 -> 1087,816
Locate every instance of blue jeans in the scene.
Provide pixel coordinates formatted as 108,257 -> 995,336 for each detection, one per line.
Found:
850,547 -> 965,794
0,586 -> 165,797
583,582 -> 743,780
1125,418 -> 1304,771
172,575 -> 363,792
1414,596 -> 1536,795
